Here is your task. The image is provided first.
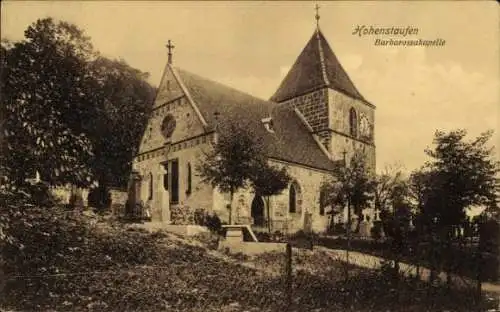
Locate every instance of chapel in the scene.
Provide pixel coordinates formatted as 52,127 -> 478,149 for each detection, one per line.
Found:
130,14 -> 376,234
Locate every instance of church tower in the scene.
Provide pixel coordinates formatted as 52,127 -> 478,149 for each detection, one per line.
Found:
270,10 -> 375,170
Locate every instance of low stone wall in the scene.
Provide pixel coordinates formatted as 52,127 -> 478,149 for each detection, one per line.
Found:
109,188 -> 128,215
219,240 -> 287,256
164,224 -> 210,237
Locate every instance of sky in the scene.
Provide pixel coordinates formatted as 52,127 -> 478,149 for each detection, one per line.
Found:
2,1 -> 499,173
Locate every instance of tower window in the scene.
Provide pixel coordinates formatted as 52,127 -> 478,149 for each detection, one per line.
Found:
349,107 -> 358,137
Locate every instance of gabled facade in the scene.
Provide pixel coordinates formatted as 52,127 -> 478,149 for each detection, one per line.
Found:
130,24 -> 376,234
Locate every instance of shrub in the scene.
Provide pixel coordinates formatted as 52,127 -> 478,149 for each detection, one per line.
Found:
371,220 -> 384,240
205,212 -> 222,235
24,182 -> 58,207
68,192 -> 84,210
193,208 -> 206,226
88,186 -> 112,211
328,222 -> 346,235
123,200 -> 144,222
170,204 -> 194,225
254,231 -> 271,242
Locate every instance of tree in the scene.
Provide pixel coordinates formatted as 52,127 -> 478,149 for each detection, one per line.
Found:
424,129 -> 499,235
321,150 -> 374,279
86,57 -> 155,197
407,167 -> 436,235
374,164 -> 406,212
416,130 -> 499,286
322,151 -> 375,233
1,18 -> 155,198
196,122 -> 266,224
2,18 -> 97,188
250,164 -> 291,232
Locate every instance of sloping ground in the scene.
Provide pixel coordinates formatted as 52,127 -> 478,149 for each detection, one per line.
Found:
313,246 -> 500,296
1,210 -> 496,312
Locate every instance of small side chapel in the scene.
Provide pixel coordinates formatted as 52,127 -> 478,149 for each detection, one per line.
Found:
130,13 -> 376,234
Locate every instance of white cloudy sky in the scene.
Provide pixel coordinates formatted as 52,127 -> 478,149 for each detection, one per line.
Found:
2,1 -> 499,173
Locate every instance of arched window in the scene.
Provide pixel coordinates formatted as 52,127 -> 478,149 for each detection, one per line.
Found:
349,107 -> 358,137
289,181 -> 302,214
186,162 -> 192,195
148,172 -> 153,200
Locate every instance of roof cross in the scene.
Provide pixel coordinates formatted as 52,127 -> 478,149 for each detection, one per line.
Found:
315,4 -> 320,26
166,40 -> 175,64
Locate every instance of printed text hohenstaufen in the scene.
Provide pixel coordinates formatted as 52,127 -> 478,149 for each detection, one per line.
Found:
352,25 -> 446,47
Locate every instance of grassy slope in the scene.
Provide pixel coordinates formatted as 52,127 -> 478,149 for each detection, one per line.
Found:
1,213 -> 496,312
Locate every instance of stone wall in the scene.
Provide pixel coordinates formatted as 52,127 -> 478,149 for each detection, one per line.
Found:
280,88 -> 329,134
328,89 -> 376,171
278,87 -> 376,171
133,134 -> 216,223
213,159 -> 332,234
50,185 -> 89,207
109,188 -> 127,215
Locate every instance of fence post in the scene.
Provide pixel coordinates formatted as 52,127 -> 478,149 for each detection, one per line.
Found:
285,243 -> 292,309
345,202 -> 351,280
475,243 -> 482,306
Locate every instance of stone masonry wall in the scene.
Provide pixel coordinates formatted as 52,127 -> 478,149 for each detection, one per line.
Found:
328,89 -> 376,171
219,160 -> 332,234
281,88 -> 329,134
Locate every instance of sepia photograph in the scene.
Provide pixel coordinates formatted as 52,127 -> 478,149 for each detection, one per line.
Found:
1,1 -> 499,311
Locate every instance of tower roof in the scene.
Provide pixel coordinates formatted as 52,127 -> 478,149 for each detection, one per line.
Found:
270,29 -> 367,103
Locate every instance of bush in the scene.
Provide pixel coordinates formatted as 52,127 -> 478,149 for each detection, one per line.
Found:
170,204 -> 194,225
328,222 -> 346,235
68,192 -> 84,210
24,182 -> 58,207
193,208 -> 206,226
371,220 -> 384,240
205,212 -> 222,235
123,200 -> 144,222
254,231 -> 271,242
88,186 -> 112,211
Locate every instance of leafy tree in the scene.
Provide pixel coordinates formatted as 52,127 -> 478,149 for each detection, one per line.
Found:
322,151 -> 375,233
1,18 -> 154,199
250,164 -> 291,232
196,122 -> 266,224
407,167 -> 436,235
424,130 -> 499,236
2,18 -> 97,188
374,164 -> 406,212
86,57 -> 155,194
410,130 -> 500,285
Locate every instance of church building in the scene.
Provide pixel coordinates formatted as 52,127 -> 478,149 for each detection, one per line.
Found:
130,15 -> 376,234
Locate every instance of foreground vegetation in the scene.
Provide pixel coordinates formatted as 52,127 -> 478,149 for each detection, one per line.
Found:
2,192 -> 497,312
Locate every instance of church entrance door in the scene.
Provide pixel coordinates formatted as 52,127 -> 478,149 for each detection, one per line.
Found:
251,195 -> 265,227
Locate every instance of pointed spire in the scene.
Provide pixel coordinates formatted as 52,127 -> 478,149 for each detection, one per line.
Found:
270,29 -> 366,103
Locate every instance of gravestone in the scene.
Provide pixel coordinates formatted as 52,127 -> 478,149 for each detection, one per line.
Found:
358,220 -> 371,237
350,215 -> 359,233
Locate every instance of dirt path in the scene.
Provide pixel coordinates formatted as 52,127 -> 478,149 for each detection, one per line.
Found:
316,246 -> 500,295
